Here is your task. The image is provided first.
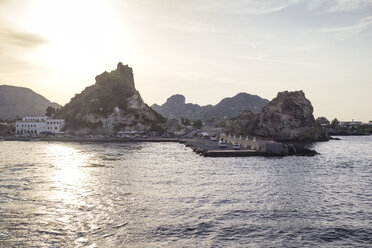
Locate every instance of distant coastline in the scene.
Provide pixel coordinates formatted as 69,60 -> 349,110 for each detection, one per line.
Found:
1,135 -> 319,157
2,136 -> 179,143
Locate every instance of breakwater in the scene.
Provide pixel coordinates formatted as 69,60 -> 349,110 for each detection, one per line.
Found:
180,138 -> 318,157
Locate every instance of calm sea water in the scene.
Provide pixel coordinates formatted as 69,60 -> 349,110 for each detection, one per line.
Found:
0,136 -> 371,247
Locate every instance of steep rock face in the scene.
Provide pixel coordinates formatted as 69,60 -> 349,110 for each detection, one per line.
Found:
58,62 -> 165,134
225,91 -> 327,141
152,94 -> 212,120
0,85 -> 60,121
151,93 -> 268,121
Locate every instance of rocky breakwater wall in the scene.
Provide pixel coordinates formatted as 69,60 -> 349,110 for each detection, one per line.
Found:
179,137 -> 318,157
220,133 -> 317,156
179,139 -> 207,155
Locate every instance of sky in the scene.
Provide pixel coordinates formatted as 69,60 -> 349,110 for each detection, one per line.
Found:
0,0 -> 371,122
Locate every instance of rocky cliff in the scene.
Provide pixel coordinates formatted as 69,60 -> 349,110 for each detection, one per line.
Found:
0,85 -> 60,121
151,94 -> 212,120
58,62 -> 165,134
151,93 -> 268,121
224,91 -> 327,141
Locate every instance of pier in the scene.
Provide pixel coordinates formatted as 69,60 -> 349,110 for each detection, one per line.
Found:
180,134 -> 318,157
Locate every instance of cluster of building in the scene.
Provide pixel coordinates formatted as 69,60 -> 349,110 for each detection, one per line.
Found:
339,121 -> 372,127
339,121 -> 364,127
15,116 -> 65,136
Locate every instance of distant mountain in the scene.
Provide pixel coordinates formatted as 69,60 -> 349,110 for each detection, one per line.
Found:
151,93 -> 269,121
151,94 -> 213,120
57,62 -> 165,134
0,85 -> 60,121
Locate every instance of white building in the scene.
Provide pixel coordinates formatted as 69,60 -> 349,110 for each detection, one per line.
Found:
339,121 -> 363,127
16,116 -> 65,136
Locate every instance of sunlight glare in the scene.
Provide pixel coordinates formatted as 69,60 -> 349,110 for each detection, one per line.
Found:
46,144 -> 90,203
24,0 -> 132,75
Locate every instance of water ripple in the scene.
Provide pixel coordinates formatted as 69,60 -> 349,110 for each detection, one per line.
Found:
0,136 -> 371,247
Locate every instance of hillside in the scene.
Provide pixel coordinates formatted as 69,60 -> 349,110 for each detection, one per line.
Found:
0,85 -> 60,121
151,93 -> 268,121
57,62 -> 165,134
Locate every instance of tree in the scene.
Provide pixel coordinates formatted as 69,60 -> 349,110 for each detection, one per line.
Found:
45,106 -> 56,117
316,117 -> 330,125
192,120 -> 203,129
331,118 -> 340,129
181,118 -> 191,126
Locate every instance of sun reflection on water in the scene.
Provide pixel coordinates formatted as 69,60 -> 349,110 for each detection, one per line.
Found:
45,144 -> 91,204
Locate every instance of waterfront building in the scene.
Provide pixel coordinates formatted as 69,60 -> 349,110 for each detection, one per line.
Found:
339,120 -> 363,127
15,116 -> 65,135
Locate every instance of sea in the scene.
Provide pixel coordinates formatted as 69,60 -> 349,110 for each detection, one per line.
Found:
0,136 -> 371,247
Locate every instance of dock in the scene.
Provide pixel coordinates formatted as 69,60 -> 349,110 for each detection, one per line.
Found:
180,137 -> 318,157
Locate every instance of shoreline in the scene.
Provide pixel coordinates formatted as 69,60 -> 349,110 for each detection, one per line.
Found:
2,137 -> 180,143
2,136 -> 319,157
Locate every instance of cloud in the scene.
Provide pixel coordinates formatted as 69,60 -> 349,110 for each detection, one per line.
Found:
232,54 -> 326,67
326,0 -> 372,12
0,21 -> 47,77
303,0 -> 372,13
0,0 -> 47,77
182,0 -> 300,15
146,13 -> 218,33
122,0 -> 299,15
0,25 -> 47,48
311,15 -> 372,34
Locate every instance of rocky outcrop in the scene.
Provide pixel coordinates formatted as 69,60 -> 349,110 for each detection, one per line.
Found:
151,93 -> 268,121
151,94 -> 210,120
0,85 -> 60,121
57,62 -> 165,134
224,91 -> 327,141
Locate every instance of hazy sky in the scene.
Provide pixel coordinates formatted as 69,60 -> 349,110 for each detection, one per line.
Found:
0,0 -> 371,121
